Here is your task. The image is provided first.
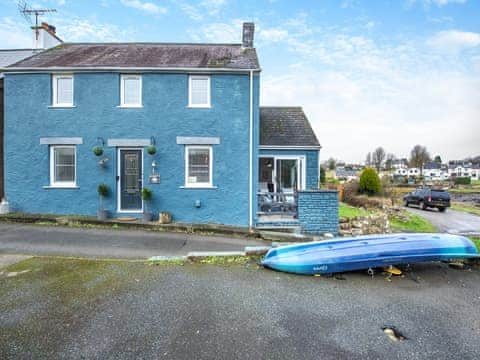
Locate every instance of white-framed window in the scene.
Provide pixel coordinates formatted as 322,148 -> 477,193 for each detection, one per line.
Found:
120,74 -> 142,107
52,74 -> 74,106
185,145 -> 213,187
50,145 -> 76,187
188,75 -> 210,108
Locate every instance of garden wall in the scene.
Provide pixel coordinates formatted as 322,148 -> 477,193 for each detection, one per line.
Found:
297,190 -> 339,235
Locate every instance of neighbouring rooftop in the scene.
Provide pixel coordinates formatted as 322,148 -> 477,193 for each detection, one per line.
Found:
260,107 -> 320,147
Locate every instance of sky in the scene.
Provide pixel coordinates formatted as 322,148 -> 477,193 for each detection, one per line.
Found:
1,0 -> 479,163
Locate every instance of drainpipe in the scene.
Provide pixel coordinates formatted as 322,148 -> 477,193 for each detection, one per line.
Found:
249,70 -> 253,228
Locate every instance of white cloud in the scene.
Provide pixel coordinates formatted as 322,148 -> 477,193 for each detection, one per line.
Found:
120,0 -> 167,14
407,0 -> 467,7
0,17 -> 32,49
259,18 -> 480,162
180,0 -> 226,21
258,28 -> 288,43
52,17 -> 132,42
427,30 -> 480,52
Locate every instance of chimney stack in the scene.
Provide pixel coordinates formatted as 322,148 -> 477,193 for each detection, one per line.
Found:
32,22 -> 62,49
242,22 -> 254,48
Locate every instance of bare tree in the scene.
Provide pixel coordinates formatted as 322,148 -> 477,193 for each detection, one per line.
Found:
327,158 -> 336,171
409,145 -> 431,172
372,147 -> 386,172
385,153 -> 396,170
365,152 -> 372,167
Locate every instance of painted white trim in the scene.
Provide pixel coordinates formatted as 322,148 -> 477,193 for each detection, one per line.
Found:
249,70 -> 253,228
117,147 -> 144,213
40,137 -> 83,145
6,67 -> 261,73
188,75 -> 211,108
176,136 -> 220,145
120,74 -> 142,107
108,139 -> 150,147
49,145 -> 77,188
184,145 -> 213,188
52,74 -> 74,107
259,145 -> 321,150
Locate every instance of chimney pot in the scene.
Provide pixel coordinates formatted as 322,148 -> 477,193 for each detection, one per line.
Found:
242,22 -> 255,48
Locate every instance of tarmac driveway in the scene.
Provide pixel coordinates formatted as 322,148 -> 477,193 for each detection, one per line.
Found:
405,206 -> 480,235
0,223 -> 267,259
1,258 -> 480,359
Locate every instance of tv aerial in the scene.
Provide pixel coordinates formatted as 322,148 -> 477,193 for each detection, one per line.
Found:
18,0 -> 57,40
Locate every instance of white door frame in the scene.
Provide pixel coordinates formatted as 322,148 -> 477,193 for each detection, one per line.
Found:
259,155 -> 306,193
117,147 -> 144,213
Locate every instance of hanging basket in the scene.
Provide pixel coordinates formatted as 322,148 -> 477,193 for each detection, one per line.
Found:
93,146 -> 104,157
147,145 -> 157,155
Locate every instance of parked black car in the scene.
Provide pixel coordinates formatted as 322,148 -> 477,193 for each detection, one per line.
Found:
403,188 -> 450,212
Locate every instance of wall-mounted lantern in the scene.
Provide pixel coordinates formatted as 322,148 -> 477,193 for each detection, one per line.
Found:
149,160 -> 160,184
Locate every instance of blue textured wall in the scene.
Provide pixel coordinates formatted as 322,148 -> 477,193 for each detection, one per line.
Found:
297,190 -> 339,234
4,72 -> 260,226
258,149 -> 320,189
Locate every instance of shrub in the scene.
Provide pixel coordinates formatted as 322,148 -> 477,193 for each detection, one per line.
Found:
454,177 -> 471,185
141,187 -> 153,201
97,183 -> 109,197
359,168 -> 381,196
320,167 -> 326,185
343,180 -> 359,203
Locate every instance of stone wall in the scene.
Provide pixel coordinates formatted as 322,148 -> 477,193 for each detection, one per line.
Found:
339,214 -> 389,236
297,190 -> 339,235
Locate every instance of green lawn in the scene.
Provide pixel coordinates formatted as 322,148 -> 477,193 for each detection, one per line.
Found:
389,212 -> 437,233
469,236 -> 480,251
451,203 -> 480,216
339,203 -> 370,219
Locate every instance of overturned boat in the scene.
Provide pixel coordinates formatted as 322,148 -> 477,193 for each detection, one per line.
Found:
261,233 -> 479,275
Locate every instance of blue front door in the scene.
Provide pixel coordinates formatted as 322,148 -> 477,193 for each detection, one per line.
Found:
119,149 -> 143,211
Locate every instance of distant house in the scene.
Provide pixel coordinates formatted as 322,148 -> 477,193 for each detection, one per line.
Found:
0,22 -> 62,202
335,169 -> 358,181
422,162 -> 449,181
391,158 -> 408,170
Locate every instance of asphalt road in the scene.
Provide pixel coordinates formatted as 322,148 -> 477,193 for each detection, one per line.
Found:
0,223 -> 267,259
1,259 -> 480,359
405,206 -> 480,234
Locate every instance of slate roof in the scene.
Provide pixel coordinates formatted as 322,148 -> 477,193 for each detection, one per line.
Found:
260,107 -> 320,147
424,162 -> 441,169
7,43 -> 260,70
0,49 -> 41,78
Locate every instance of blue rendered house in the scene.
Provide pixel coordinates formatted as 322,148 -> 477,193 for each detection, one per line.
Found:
3,23 -> 324,229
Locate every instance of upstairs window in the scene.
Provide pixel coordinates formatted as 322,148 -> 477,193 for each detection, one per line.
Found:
185,146 -> 212,187
120,75 -> 142,107
50,145 -> 76,187
188,75 -> 210,108
52,74 -> 73,106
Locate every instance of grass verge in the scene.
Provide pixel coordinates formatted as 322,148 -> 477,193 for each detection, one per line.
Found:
451,203 -> 480,216
468,236 -> 480,251
339,203 -> 371,219
389,211 -> 437,233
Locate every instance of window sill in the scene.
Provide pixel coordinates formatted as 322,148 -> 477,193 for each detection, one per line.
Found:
48,105 -> 76,109
43,185 -> 80,189
179,185 -> 217,190
187,105 -> 211,109
117,105 -> 143,108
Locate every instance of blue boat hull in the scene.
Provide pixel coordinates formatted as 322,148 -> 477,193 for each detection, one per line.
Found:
261,233 -> 479,275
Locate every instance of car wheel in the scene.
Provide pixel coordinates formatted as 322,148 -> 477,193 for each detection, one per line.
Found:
438,207 -> 446,213
404,199 -> 409,207
419,201 -> 427,210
